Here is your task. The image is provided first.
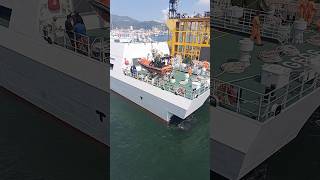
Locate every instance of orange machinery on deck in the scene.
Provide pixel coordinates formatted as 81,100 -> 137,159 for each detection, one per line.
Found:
138,58 -> 173,76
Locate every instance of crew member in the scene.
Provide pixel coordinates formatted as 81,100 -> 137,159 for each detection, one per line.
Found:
306,0 -> 317,26
250,12 -> 263,46
188,67 -> 192,76
73,12 -> 84,25
299,0 -> 307,19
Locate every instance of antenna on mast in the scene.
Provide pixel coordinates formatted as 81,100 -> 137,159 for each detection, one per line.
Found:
168,0 -> 179,19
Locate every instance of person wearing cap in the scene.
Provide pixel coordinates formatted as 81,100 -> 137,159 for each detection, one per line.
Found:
73,12 -> 84,25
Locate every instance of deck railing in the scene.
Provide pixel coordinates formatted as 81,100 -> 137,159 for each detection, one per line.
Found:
212,1 -> 320,43
212,5 -> 294,43
212,71 -> 320,122
124,69 -> 210,100
41,27 -> 108,63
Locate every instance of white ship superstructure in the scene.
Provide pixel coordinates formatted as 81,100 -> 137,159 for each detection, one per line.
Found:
111,29 -> 156,43
110,38 -> 210,122
211,0 -> 320,179
0,0 -> 109,145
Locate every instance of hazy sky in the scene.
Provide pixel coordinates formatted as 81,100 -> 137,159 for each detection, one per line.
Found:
111,0 -> 210,22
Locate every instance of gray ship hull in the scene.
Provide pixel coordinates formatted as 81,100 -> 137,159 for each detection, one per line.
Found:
210,88 -> 320,179
0,45 -> 108,146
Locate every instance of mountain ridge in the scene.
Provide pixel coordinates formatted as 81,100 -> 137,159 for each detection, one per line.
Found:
111,14 -> 167,30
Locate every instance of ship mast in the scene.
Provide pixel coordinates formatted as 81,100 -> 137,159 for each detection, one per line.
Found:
168,0 -> 179,19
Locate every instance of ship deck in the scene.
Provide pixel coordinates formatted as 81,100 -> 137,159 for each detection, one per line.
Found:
124,68 -> 210,100
52,27 -> 109,62
213,27 -> 319,92
212,27 -> 320,122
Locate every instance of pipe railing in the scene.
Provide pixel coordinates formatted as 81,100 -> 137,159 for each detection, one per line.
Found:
212,70 -> 320,122
123,69 -> 210,100
41,27 -> 108,63
212,5 -> 294,43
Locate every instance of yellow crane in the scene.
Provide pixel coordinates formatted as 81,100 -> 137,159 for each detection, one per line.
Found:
166,0 -> 210,61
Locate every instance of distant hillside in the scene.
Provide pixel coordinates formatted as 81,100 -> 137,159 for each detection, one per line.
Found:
111,14 -> 167,30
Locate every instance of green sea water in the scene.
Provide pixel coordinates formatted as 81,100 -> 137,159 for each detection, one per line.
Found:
0,88 -> 108,180
110,92 -> 210,180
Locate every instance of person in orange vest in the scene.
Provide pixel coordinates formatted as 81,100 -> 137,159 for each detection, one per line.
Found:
305,0 -> 317,26
188,67 -> 193,76
299,0 -> 308,20
250,11 -> 263,46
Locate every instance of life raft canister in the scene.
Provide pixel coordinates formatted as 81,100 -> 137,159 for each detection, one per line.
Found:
48,0 -> 60,11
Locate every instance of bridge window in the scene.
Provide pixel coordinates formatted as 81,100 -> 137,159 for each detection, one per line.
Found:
0,5 -> 12,28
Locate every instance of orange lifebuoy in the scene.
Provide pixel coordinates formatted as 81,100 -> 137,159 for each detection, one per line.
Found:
217,84 -> 237,105
48,0 -> 60,11
217,84 -> 227,103
226,86 -> 237,105
176,87 -> 185,96
203,61 -> 209,69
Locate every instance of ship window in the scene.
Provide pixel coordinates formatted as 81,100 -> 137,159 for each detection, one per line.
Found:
110,63 -> 114,70
0,5 -> 12,28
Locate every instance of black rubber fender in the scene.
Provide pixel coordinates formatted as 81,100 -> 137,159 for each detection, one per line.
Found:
275,105 -> 282,116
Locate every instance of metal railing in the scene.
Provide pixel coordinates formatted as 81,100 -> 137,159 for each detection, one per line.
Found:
124,69 -> 210,100
212,1 -> 320,43
212,5 -> 293,43
41,27 -> 108,63
174,65 -> 210,77
212,71 -> 320,122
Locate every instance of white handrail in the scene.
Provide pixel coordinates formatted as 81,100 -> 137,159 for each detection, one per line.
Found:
41,28 -> 108,63
124,69 -> 209,100
212,1 -> 299,43
212,71 -> 320,122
